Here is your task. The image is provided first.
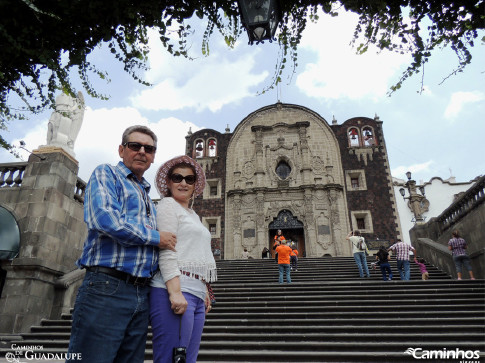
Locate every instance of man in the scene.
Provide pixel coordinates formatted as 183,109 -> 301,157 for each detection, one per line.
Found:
275,240 -> 292,284
346,230 -> 370,278
388,239 -> 416,281
67,125 -> 176,363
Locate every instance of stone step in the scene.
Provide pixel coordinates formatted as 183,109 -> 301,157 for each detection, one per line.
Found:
16,330 -> 485,344
2,257 -> 483,362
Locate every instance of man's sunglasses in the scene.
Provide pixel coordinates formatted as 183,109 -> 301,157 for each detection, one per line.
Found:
169,173 -> 196,185
123,142 -> 157,154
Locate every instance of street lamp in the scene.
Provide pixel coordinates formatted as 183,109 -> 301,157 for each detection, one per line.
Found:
19,140 -> 46,160
399,171 -> 428,223
237,0 -> 281,44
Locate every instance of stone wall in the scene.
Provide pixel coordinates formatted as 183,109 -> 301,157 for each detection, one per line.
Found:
332,116 -> 400,243
0,151 -> 87,333
410,175 -> 485,279
189,129 -> 231,259
223,103 -> 350,259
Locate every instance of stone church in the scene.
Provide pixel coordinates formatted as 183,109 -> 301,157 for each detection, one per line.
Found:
188,103 -> 402,259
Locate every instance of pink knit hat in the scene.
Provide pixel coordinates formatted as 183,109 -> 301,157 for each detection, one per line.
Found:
155,155 -> 206,197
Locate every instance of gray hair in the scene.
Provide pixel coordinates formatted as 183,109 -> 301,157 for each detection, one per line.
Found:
122,125 -> 157,147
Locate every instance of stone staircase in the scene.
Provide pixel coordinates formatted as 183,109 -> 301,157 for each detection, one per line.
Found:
2,257 -> 484,362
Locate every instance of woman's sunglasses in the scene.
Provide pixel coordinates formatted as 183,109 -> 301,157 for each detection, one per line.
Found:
123,142 -> 157,154
169,173 -> 196,185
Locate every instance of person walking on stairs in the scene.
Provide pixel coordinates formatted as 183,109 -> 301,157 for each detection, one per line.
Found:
376,246 -> 393,281
347,230 -> 370,278
388,240 -> 416,280
414,257 -> 429,280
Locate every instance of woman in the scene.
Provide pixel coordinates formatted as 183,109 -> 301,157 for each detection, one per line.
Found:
448,230 -> 475,280
375,246 -> 393,281
150,155 -> 217,363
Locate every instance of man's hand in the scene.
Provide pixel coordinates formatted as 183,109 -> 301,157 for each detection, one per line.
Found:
159,231 -> 177,251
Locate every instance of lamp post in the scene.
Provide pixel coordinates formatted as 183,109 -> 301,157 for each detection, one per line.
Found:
237,0 -> 281,44
399,171 -> 427,223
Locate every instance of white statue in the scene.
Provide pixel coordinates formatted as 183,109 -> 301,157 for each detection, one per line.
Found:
46,91 -> 85,157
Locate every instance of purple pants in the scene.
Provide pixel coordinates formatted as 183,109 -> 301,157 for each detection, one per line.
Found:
149,287 -> 206,363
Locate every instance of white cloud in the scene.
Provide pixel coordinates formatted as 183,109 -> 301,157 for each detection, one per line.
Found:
1,106 -> 199,198
444,91 -> 485,120
296,10 -> 410,101
75,107 -> 199,197
130,28 -> 268,112
391,161 -> 435,179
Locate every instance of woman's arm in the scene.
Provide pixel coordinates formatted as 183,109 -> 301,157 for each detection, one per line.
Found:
157,200 -> 181,282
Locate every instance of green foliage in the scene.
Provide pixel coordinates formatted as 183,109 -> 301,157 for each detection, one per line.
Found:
1,0 -> 484,150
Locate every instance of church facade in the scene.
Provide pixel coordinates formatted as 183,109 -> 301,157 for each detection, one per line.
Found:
187,103 -> 402,259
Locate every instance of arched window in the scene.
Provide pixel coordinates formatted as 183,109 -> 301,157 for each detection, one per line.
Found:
362,127 -> 377,146
208,138 -> 217,157
194,139 -> 204,158
348,128 -> 360,147
276,160 -> 291,180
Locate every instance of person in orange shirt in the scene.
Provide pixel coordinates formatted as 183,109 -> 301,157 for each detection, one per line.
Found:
272,229 -> 285,261
275,240 -> 292,284
290,243 -> 299,271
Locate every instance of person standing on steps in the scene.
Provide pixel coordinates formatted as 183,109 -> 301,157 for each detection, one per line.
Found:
448,230 -> 476,280
67,125 -> 177,363
149,155 -> 217,363
275,239 -> 292,284
290,242 -> 299,271
273,229 -> 285,263
347,230 -> 370,278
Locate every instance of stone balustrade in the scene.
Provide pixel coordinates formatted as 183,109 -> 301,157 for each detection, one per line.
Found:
0,162 -> 28,188
74,178 -> 86,203
436,174 -> 485,233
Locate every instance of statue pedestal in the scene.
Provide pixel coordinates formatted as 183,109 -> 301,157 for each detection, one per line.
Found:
33,146 -> 78,165
0,150 -> 86,333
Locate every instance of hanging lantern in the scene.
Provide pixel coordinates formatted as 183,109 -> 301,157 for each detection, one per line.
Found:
237,0 -> 281,45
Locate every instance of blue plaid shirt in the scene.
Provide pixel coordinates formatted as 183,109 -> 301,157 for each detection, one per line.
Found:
77,162 -> 159,277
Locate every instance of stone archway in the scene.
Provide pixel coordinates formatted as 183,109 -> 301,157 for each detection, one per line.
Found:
268,209 -> 306,257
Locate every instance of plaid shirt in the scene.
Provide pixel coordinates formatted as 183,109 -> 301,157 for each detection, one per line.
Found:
389,241 -> 415,261
76,162 -> 159,277
448,237 -> 467,256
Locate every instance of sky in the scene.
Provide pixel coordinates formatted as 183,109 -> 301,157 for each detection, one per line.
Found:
1,8 -> 484,199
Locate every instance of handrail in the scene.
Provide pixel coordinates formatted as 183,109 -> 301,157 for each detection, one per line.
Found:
435,174 -> 485,232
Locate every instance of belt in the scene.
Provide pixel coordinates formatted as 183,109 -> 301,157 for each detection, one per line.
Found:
180,270 -> 204,281
86,266 -> 151,287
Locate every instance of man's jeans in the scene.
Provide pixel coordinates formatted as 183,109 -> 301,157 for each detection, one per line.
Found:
67,270 -> 150,363
396,259 -> 411,280
278,264 -> 291,283
353,252 -> 370,277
